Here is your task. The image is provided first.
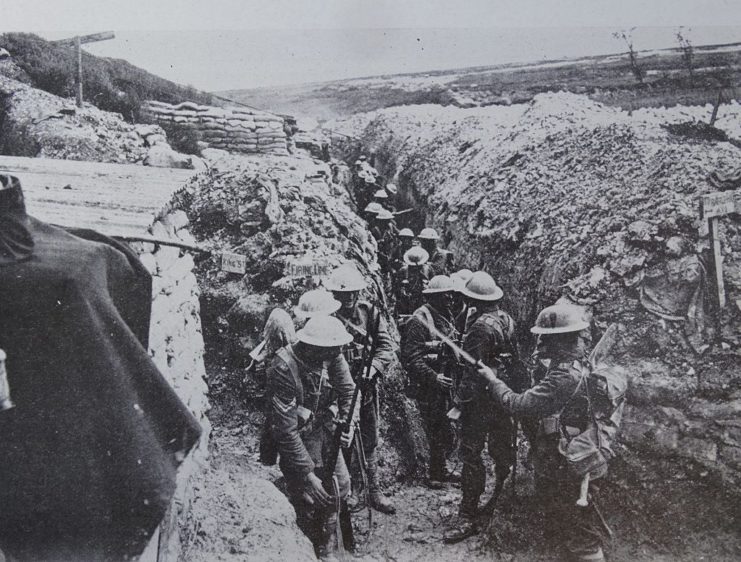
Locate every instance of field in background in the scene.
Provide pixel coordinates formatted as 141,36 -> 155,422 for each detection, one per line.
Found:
221,42 -> 741,122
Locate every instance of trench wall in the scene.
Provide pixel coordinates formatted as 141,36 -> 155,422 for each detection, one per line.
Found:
142,100 -> 289,156
332,94 -> 741,488
127,209 -> 211,561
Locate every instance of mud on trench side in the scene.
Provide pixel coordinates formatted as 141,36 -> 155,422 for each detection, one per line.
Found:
328,93 -> 741,536
168,149 -> 430,558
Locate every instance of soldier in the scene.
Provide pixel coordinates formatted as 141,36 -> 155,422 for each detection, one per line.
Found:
266,315 -> 356,557
445,271 -> 523,544
325,265 -> 397,514
373,188 -> 390,208
384,183 -> 398,211
474,303 -> 606,562
363,202 -> 383,227
373,209 -> 399,277
294,289 -> 341,329
390,228 -> 415,274
418,228 -> 450,276
449,269 -> 473,332
401,275 -> 459,488
395,246 -> 433,318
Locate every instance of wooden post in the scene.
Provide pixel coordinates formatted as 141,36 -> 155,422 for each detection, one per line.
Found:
75,36 -> 83,108
709,88 -> 723,127
52,32 -> 115,108
709,216 -> 726,309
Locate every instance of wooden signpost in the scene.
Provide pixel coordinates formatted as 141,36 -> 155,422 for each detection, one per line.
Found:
699,190 -> 740,319
52,32 -> 115,108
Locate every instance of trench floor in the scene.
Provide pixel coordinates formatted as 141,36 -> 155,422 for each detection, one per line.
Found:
186,368 -> 741,562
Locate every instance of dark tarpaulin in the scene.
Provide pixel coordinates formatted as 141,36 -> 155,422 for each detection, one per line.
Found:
0,218 -> 202,561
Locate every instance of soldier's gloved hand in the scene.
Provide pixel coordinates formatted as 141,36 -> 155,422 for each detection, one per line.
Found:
340,422 -> 356,449
304,472 -> 332,508
436,373 -> 453,389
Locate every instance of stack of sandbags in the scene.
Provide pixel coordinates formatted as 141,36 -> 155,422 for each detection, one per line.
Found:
142,100 -> 289,156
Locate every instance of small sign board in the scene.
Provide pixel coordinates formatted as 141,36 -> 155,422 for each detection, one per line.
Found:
221,252 -> 247,274
700,191 -> 738,220
285,258 -> 331,279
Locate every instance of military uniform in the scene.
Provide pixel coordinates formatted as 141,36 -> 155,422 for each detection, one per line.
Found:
485,355 -> 604,560
336,300 -> 396,511
457,309 -> 519,515
402,303 -> 457,482
426,248 -> 449,277
267,345 -> 355,549
394,264 -> 433,317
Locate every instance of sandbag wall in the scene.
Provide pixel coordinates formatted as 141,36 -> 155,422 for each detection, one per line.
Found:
143,100 -> 289,156
127,209 -> 211,562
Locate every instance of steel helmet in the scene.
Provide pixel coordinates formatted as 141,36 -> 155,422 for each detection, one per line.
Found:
386,183 -> 398,195
364,202 -> 383,215
456,269 -> 473,282
398,228 -> 414,238
531,303 -> 590,335
376,209 -> 394,221
354,160 -> 362,166
403,246 -> 429,266
418,227 -> 440,241
423,275 -> 454,294
359,155 -> 367,161
296,315 -> 353,347
325,264 -> 368,292
461,271 -> 504,301
373,189 -> 389,200
294,289 -> 341,319
450,269 -> 474,292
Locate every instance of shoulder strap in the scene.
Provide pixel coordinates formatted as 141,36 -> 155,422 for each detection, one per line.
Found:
277,347 -> 304,406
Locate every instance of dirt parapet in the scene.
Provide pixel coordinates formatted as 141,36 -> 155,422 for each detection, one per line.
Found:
333,92 -> 741,487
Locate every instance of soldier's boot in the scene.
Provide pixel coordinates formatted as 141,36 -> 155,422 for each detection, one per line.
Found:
367,454 -> 396,514
426,445 -> 447,490
443,497 -> 479,544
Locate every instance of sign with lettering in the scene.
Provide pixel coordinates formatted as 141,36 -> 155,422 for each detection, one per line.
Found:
221,252 -> 247,274
700,191 -> 738,220
285,258 -> 331,279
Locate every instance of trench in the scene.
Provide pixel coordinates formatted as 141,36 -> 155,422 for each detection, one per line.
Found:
326,101 -> 741,560
180,139 -> 741,561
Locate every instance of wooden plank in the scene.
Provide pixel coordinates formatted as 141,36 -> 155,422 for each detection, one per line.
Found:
0,156 -> 196,237
53,31 -> 115,48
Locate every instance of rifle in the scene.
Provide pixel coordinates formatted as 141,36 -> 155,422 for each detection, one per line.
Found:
321,306 -> 381,552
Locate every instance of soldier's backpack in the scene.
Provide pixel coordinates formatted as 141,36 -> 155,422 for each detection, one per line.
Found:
558,325 -> 628,479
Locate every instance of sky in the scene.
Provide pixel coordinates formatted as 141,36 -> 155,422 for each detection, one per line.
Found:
3,0 -> 741,30
2,1 -> 741,91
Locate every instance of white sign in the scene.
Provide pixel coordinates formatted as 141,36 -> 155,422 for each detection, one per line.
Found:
284,258 -> 331,278
701,191 -> 738,220
221,252 -> 247,274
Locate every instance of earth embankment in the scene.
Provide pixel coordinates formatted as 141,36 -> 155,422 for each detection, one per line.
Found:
330,92 -> 741,487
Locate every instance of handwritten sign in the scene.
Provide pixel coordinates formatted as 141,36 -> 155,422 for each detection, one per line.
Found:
285,258 -> 331,279
700,191 -> 738,220
221,252 -> 247,274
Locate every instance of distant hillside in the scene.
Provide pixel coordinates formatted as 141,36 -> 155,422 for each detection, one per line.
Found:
0,33 -> 213,122
221,42 -> 741,122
